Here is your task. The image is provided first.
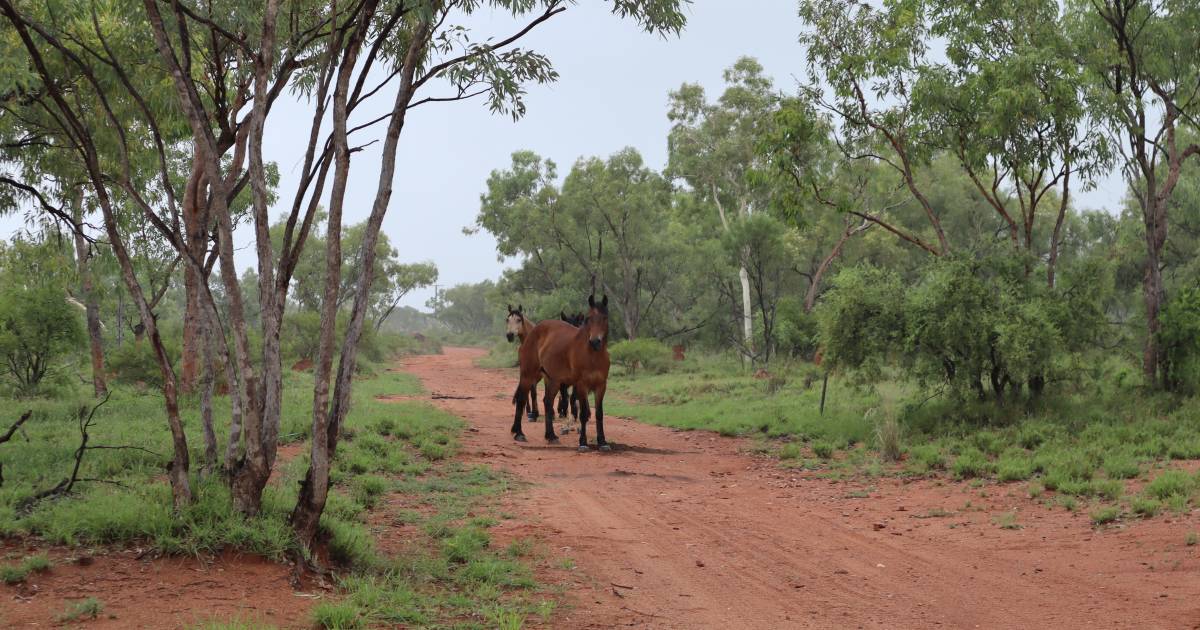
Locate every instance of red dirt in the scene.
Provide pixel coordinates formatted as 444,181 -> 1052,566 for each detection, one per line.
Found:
0,544 -> 321,628
401,347 -> 1200,630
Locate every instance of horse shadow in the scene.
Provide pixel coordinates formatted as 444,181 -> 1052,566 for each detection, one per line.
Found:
515,441 -> 690,456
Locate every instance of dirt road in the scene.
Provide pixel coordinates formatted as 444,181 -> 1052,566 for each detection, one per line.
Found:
404,347 -> 1200,629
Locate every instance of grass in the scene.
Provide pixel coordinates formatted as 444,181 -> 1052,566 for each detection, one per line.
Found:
992,511 -> 1021,530
57,597 -> 104,622
0,552 -> 50,584
603,355 -> 1200,530
1091,505 -> 1122,525
0,349 -> 551,628
605,354 -> 879,447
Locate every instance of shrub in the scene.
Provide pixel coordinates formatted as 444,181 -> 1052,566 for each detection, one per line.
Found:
874,414 -> 903,462
0,284 -> 84,394
906,444 -> 943,473
609,338 -> 673,376
1144,470 -> 1194,500
1102,452 -> 1140,479
811,441 -> 835,459
1090,506 -> 1121,525
1160,286 -> 1200,394
107,338 -> 180,388
1131,496 -> 1161,517
952,447 -> 991,479
996,450 -> 1035,482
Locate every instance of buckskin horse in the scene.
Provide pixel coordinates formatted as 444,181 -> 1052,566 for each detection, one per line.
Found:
505,305 -> 574,430
504,305 -> 540,420
512,295 -> 611,451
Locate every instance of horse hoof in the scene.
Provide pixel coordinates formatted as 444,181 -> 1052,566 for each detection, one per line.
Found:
577,445 -> 590,452
546,435 -> 559,443
598,444 -> 611,452
560,427 -> 572,434
513,434 -> 527,443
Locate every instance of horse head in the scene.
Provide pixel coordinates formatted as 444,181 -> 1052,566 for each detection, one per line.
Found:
584,295 -> 609,351
505,304 -> 525,343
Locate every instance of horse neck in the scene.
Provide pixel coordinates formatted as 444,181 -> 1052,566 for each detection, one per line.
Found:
519,319 -> 535,340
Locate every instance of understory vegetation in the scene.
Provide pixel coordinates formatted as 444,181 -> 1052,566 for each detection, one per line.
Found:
0,369 -> 550,628
607,354 -> 1200,527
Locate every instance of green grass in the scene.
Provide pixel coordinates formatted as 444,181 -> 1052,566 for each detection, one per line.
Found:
605,355 -> 878,446
1143,470 -> 1195,501
57,597 -> 104,622
1091,505 -> 1122,525
602,355 -> 1200,523
0,349 -> 550,629
992,511 -> 1021,530
0,552 -> 51,584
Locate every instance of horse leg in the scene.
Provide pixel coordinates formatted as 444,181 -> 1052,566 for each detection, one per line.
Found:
541,379 -> 559,443
556,384 -> 568,417
570,385 -> 580,432
527,382 -> 539,421
576,385 -> 591,452
511,384 -> 527,442
557,383 -> 572,433
594,383 -> 609,451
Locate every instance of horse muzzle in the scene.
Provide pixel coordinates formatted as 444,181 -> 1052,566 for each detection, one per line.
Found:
506,333 -> 515,343
589,338 -> 603,351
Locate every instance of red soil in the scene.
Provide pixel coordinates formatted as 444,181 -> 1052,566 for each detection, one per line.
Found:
1,544 -> 321,629
402,347 -> 1200,630
6,347 -> 1197,629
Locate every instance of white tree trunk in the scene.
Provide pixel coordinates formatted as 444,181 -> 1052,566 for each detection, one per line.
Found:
739,264 -> 753,357
712,186 -> 755,364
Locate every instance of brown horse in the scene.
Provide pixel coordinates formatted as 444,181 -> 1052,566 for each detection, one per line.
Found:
512,295 -> 611,451
505,305 -> 539,420
506,305 -> 574,428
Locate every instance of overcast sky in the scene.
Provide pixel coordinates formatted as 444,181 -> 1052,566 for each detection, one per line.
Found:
1,1 -> 1125,311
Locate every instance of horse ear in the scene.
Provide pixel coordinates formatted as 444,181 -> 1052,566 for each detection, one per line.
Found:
507,303 -> 513,313
601,295 -> 608,308
518,304 -> 523,313
588,294 -> 595,308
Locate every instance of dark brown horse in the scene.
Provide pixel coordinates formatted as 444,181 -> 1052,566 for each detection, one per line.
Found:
513,295 -> 611,451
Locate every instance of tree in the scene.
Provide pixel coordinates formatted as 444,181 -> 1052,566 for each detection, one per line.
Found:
373,261 -> 438,332
430,280 -> 499,335
475,148 -> 676,340
668,57 -> 780,363
0,237 -> 84,394
1068,0 -> 1200,388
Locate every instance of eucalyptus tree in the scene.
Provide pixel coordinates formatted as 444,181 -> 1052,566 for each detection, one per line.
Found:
476,148 -> 675,340
1067,0 -> 1200,388
916,0 -> 1107,287
2,0 -> 687,547
667,57 -> 780,363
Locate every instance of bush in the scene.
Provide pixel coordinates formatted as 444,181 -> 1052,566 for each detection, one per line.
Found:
0,285 -> 84,394
1160,286 -> 1200,394
107,339 -> 180,388
610,338 -> 673,376
952,447 -> 991,479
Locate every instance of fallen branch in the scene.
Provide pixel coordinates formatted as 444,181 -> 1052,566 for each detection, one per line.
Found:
0,410 -> 32,444
431,393 -> 473,400
18,392 -> 113,513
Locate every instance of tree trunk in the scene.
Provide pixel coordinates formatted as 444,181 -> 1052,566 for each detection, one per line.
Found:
1141,208 -> 1166,387
180,160 -> 207,393
71,193 -> 107,398
299,14 -> 433,543
738,264 -> 753,361
199,308 -> 218,476
292,0 -> 379,546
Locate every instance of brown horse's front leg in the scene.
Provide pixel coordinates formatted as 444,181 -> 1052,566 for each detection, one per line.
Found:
593,383 -> 609,451
575,385 -> 591,452
541,378 -> 559,443
511,384 -> 527,442
526,382 -> 539,420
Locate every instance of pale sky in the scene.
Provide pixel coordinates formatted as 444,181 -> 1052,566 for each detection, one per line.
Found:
2,1 -> 1124,311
